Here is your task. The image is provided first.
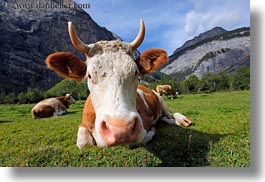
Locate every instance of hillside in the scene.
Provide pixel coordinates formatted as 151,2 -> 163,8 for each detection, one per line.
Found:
160,27 -> 250,79
0,0 -> 116,93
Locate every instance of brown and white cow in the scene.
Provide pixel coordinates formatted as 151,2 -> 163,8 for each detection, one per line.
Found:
156,84 -> 178,99
31,94 -> 76,119
45,20 -> 192,148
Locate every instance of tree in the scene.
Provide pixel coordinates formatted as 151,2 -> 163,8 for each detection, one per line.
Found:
0,93 -> 16,104
183,75 -> 200,93
232,66 -> 250,90
25,88 -> 43,103
17,92 -> 27,104
199,72 -> 215,92
200,72 -> 231,92
217,72 -> 231,91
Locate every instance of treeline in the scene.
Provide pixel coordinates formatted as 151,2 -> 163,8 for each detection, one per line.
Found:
0,80 -> 89,104
44,79 -> 89,100
0,88 -> 43,104
0,66 -> 249,104
147,66 -> 250,94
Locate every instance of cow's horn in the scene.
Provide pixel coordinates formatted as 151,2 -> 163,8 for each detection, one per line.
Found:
68,21 -> 89,54
129,19 -> 145,51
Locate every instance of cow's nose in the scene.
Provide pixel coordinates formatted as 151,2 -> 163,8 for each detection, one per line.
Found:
100,116 -> 141,146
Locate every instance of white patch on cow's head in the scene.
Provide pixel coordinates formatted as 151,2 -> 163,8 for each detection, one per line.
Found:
85,40 -> 146,146
65,93 -> 76,104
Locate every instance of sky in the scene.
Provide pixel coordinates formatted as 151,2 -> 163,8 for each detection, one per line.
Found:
74,0 -> 250,55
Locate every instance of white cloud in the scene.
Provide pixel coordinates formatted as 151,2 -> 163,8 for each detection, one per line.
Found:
185,10 -> 201,37
184,0 -> 250,40
74,0 -> 249,54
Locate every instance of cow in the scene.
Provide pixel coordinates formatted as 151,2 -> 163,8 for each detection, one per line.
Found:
156,84 -> 178,99
45,19 -> 192,148
31,93 -> 76,119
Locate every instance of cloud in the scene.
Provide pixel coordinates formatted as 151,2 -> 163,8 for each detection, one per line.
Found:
185,11 -> 201,37
74,0 -> 250,54
184,0 -> 250,39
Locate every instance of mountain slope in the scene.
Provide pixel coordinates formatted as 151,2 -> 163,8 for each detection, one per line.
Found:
173,27 -> 227,55
160,27 -> 250,79
0,0 -> 116,93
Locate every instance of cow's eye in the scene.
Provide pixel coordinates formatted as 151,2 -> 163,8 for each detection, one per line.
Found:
101,72 -> 107,77
135,71 -> 138,77
135,71 -> 140,81
88,74 -> 92,79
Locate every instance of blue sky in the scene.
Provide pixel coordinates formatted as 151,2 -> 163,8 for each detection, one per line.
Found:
74,0 -> 250,55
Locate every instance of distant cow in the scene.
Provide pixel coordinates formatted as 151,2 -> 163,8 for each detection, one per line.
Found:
31,94 -> 76,119
45,20 -> 192,148
156,85 -> 178,99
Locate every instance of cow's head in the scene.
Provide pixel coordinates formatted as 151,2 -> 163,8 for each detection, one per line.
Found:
46,20 -> 168,146
65,93 -> 76,104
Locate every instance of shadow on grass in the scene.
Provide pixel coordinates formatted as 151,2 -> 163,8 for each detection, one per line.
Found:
66,110 -> 80,115
143,122 -> 224,167
1,120 -> 225,167
0,120 -> 14,124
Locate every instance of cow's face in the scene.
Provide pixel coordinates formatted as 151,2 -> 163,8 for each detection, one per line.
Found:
46,20 -> 168,146
65,93 -> 76,104
85,41 -> 142,146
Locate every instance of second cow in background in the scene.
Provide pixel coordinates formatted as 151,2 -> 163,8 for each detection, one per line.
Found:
156,84 -> 178,99
31,93 -> 76,119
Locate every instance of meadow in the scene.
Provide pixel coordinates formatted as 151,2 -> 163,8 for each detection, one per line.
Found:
0,90 -> 250,167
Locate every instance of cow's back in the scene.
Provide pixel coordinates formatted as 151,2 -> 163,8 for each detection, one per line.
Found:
31,98 -> 65,119
31,104 -> 56,119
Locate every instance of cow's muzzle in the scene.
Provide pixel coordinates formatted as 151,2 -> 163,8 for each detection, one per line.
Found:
99,115 -> 142,146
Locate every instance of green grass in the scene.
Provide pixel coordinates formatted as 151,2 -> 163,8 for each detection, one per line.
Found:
0,91 -> 250,167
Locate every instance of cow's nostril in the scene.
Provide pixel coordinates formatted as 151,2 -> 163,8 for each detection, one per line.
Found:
101,121 -> 111,136
100,117 -> 141,145
131,118 -> 139,136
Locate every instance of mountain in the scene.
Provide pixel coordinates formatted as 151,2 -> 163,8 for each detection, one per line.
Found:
160,27 -> 250,79
173,27 -> 227,55
0,0 -> 116,93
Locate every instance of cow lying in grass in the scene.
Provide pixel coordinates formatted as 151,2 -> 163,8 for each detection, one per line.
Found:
31,93 -> 76,119
156,84 -> 178,99
46,20 -> 192,148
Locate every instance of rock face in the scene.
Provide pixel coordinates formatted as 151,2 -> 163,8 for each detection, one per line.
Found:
160,27 -> 250,79
0,0 -> 116,93
173,27 -> 227,55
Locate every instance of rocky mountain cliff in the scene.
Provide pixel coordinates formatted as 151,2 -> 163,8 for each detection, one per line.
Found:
160,27 -> 250,79
0,0 -> 116,93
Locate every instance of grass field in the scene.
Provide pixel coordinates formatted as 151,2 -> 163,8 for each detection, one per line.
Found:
0,90 -> 250,167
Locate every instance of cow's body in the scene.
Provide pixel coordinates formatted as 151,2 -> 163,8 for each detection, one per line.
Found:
156,84 -> 178,99
31,94 -> 75,119
45,20 -> 192,148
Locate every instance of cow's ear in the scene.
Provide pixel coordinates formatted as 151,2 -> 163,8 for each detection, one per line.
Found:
46,52 -> 87,81
136,48 -> 168,75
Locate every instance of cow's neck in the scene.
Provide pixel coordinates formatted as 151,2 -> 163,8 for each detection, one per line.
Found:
57,96 -> 70,108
